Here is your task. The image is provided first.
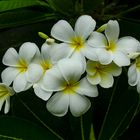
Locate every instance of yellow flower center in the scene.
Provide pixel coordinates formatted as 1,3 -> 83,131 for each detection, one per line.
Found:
17,59 -> 28,73
106,41 -> 116,52
70,37 -> 85,51
136,57 -> 140,69
40,60 -> 52,71
63,83 -> 78,94
0,86 -> 11,99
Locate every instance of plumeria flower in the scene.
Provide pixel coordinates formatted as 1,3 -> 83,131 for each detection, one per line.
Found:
0,83 -> 15,114
1,42 -> 40,92
30,39 -> 86,101
128,55 -> 140,93
88,20 -> 139,66
86,60 -> 122,88
30,41 -> 57,101
42,59 -> 98,117
51,15 -> 98,62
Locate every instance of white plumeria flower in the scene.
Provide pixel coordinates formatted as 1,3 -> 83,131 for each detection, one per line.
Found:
51,15 -> 98,62
128,56 -> 140,93
1,42 -> 40,92
42,59 -> 98,117
86,61 -> 122,88
30,40 -> 86,101
0,83 -> 15,114
30,42 -> 56,101
88,20 -> 139,66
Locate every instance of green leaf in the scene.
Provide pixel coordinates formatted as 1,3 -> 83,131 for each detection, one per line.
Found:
0,116 -> 60,140
98,75 -> 139,140
0,9 -> 57,30
47,0 -> 74,16
0,0 -> 44,13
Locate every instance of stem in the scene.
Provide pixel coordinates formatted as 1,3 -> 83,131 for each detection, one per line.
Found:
18,97 -> 64,140
98,78 -> 119,140
80,116 -> 85,140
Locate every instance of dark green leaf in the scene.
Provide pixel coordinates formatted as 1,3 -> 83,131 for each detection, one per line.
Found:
47,0 -> 74,16
0,9 -> 57,30
98,75 -> 139,140
0,0 -> 42,13
0,116 -> 59,140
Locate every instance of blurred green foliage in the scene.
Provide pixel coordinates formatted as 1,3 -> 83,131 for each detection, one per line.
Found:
0,0 -> 140,140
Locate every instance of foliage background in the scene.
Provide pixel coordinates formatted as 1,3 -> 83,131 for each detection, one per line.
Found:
0,0 -> 140,140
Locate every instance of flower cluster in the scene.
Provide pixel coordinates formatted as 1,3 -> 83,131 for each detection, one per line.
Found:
0,15 -> 140,117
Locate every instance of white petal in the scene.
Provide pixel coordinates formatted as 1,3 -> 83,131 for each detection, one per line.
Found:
50,43 -> 74,64
113,51 -> 130,66
26,64 -> 44,83
75,15 -> 96,39
47,92 -> 69,117
51,20 -> 75,43
117,37 -> 139,53
0,98 -> 5,111
70,52 -> 86,73
4,97 -> 10,114
137,80 -> 140,93
99,72 -> 114,88
75,78 -> 98,97
41,43 -> 52,60
19,42 -> 38,63
128,64 -> 138,86
87,72 -> 101,85
105,20 -> 119,42
42,67 -> 65,91
2,48 -> 19,66
87,31 -> 107,47
86,60 -> 97,75
33,83 -> 52,101
13,73 -> 28,92
57,58 -> 83,83
103,63 -> 122,76
69,94 -> 91,117
96,49 -> 112,65
1,67 -> 19,86
82,45 -> 98,61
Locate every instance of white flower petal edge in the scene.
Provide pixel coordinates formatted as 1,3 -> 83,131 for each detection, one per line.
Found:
117,37 -> 139,53
87,31 -> 107,47
57,58 -> 85,83
2,48 -> 19,66
70,94 -> 91,117
42,66 -> 66,91
19,42 -> 39,63
13,73 -> 31,92
128,64 -> 139,86
1,67 -> 19,86
0,83 -> 15,114
74,15 -> 96,39
51,20 -> 75,43
105,20 -> 119,42
47,92 -> 69,117
33,82 -> 52,101
26,64 -> 44,83
75,78 -> 98,97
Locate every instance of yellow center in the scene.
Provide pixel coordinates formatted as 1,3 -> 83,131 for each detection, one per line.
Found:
17,59 -> 28,73
63,83 -> 77,94
106,41 -> 116,52
70,37 -> 85,51
40,60 -> 52,71
0,86 -> 11,99
136,57 -> 140,69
